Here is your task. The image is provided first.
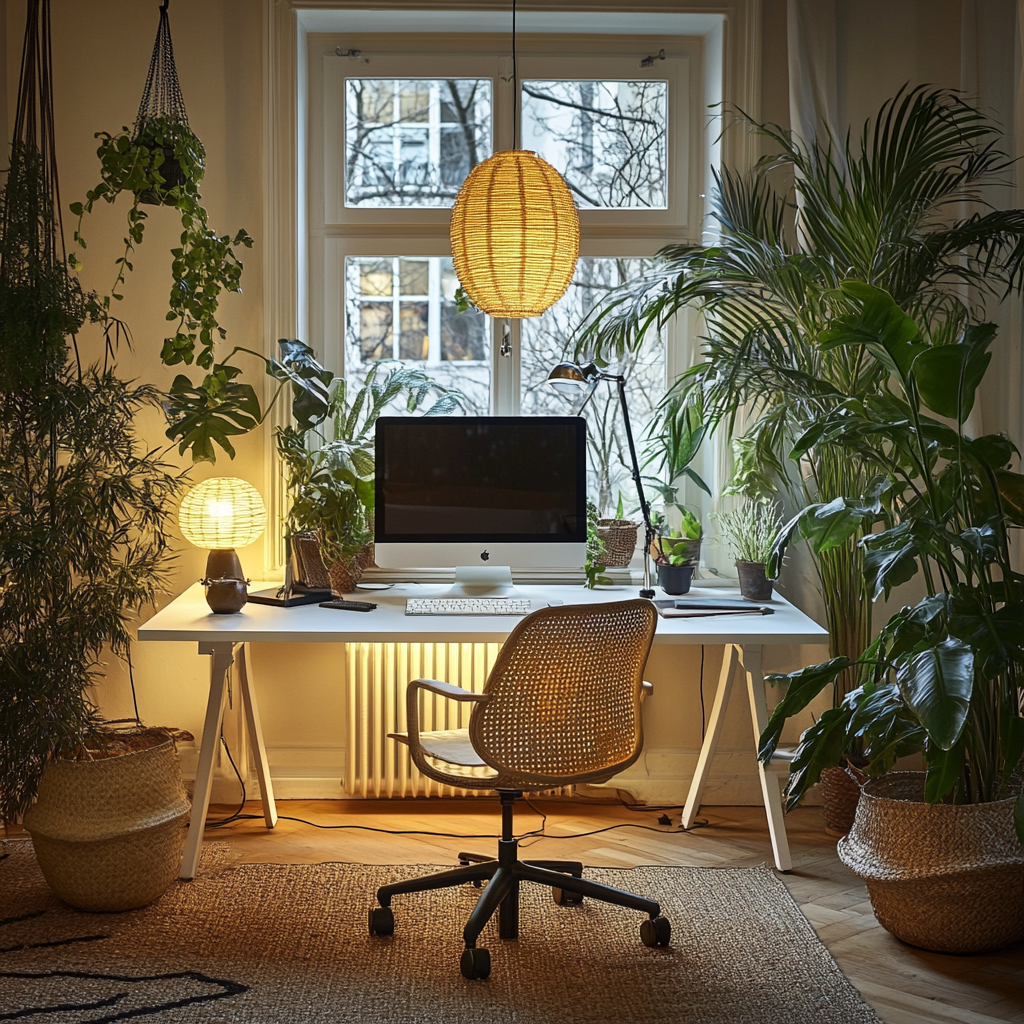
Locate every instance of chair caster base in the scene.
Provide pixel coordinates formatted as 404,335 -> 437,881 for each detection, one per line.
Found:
368,905 -> 395,936
552,887 -> 584,906
640,915 -> 671,947
460,946 -> 491,980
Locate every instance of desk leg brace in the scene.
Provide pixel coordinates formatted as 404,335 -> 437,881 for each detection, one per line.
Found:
681,643 -> 792,872
180,641 -> 278,881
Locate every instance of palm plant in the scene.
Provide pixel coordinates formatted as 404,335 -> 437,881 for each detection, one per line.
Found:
575,86 -> 1024,712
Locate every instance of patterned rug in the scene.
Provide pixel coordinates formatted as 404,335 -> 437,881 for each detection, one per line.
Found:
0,841 -> 880,1023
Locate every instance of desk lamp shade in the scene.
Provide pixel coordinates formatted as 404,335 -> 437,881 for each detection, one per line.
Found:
450,150 -> 579,318
178,477 -> 266,585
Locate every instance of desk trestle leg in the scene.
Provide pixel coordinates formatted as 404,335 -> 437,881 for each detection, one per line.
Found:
180,642 -> 233,880
681,643 -> 792,872
237,642 -> 278,829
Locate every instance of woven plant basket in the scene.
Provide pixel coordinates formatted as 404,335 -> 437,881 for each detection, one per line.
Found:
837,771 -> 1024,953
596,519 -> 638,567
328,544 -> 375,596
23,737 -> 190,912
819,760 -> 865,838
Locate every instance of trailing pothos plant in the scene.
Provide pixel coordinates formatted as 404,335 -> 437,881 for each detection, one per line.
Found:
69,116 -> 257,462
757,282 -> 1024,838
276,358 -> 464,568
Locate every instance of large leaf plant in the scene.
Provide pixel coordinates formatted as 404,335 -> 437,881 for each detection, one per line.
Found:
276,358 -> 464,568
758,283 -> 1024,836
575,85 -> 1024,723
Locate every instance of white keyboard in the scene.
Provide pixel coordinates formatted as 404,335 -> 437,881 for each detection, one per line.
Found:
405,598 -> 533,616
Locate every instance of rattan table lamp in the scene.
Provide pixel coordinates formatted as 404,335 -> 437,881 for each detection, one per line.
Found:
178,477 -> 266,613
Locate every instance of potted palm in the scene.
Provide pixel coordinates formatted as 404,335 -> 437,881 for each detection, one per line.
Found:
277,358 -> 463,595
575,86 -> 1024,807
758,283 -> 1024,953
715,499 -> 782,601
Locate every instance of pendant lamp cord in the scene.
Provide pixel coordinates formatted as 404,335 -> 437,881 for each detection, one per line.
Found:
512,0 -> 519,150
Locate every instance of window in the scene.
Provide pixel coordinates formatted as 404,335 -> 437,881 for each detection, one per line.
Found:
309,32 -> 703,518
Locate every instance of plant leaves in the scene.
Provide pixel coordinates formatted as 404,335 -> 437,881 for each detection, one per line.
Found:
925,742 -> 965,801
895,638 -> 974,750
995,470 -> 1024,525
912,335 -> 992,421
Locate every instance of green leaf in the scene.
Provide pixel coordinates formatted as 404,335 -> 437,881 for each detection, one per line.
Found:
783,705 -> 856,810
912,337 -> 992,421
862,525 -> 919,600
995,470 -> 1024,525
924,742 -> 965,801
758,657 -> 851,763
895,638 -> 974,750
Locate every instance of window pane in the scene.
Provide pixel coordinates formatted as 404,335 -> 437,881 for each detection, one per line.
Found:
346,79 -> 491,208
521,81 -> 668,209
520,258 -> 664,514
346,256 -> 491,415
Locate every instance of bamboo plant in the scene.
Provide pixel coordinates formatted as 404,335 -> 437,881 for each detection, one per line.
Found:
575,86 -> 1024,715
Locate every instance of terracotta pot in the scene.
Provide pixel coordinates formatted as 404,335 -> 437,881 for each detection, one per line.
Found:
736,560 -> 773,602
837,772 -> 1024,953
23,737 -> 190,911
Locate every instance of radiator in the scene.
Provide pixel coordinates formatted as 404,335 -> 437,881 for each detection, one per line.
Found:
344,642 -> 502,798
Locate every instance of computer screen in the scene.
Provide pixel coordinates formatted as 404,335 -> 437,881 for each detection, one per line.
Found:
374,416 -> 586,574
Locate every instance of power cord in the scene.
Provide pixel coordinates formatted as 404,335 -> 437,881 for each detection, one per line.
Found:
205,736 -> 711,840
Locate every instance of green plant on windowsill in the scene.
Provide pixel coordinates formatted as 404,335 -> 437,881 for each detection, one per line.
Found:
714,499 -> 783,567
584,500 -> 613,589
650,507 -> 702,566
276,359 -> 464,584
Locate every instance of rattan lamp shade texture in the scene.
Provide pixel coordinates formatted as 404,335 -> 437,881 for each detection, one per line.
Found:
178,477 -> 266,551
450,150 -> 579,318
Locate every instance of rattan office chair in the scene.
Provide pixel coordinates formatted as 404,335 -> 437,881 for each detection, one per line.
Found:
368,599 -> 670,979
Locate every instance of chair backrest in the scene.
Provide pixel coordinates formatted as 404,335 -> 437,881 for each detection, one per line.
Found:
468,599 -> 657,785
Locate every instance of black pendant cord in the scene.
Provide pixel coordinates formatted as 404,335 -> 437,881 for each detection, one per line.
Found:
512,0 -> 518,150
135,0 -> 189,134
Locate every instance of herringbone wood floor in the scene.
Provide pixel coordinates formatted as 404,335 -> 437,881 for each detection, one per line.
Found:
198,797 -> 1023,1024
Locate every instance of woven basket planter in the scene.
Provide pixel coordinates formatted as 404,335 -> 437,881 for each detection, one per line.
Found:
837,772 -> 1024,953
23,738 -> 190,912
819,760 -> 864,838
596,519 -> 638,567
328,544 -> 375,596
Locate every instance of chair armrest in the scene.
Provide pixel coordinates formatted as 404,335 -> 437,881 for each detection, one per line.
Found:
641,680 -> 654,701
409,678 -> 489,702
405,678 -> 488,755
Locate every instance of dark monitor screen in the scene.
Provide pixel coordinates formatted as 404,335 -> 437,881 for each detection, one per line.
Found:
375,416 -> 586,543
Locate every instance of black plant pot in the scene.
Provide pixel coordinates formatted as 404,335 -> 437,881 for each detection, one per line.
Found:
137,146 -> 186,206
657,562 -> 694,595
736,560 -> 773,602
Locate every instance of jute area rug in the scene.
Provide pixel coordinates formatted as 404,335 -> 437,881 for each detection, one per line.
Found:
0,842 -> 880,1024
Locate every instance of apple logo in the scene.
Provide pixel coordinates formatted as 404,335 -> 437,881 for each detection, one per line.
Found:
480,550 -> 490,561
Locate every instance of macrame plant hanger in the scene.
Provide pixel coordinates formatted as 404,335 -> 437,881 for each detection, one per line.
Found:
135,0 -> 190,204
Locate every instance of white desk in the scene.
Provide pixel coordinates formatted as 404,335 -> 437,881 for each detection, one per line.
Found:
139,582 -> 827,878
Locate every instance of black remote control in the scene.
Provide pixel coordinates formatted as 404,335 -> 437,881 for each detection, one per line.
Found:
319,599 -> 377,612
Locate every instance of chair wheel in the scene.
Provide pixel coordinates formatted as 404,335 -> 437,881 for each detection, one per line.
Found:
640,915 -> 671,947
460,946 -> 491,980
368,905 -> 394,936
552,887 -> 584,906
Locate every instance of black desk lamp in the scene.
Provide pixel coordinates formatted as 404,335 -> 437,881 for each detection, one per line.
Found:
546,361 -> 656,599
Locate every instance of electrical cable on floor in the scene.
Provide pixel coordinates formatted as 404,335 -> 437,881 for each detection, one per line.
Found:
205,736 -> 710,840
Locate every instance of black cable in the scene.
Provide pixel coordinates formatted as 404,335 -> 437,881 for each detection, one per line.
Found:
204,734 -> 248,828
126,642 -> 141,726
512,0 -> 518,150
700,643 -> 706,742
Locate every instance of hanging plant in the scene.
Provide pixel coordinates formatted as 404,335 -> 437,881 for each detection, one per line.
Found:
69,0 -> 254,461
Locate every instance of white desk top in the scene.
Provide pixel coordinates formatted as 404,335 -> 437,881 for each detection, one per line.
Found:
138,582 -> 829,646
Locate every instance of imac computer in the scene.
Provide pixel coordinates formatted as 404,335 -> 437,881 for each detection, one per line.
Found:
374,416 -> 586,598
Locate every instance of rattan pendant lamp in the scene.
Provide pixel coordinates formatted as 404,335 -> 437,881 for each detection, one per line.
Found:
449,0 -> 579,318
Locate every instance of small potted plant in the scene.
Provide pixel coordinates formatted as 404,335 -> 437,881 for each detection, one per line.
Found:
650,508 -> 702,595
715,499 -> 782,601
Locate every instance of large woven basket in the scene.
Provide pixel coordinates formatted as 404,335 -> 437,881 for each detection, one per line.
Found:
837,772 -> 1024,953
23,738 -> 190,912
328,544 -> 375,595
819,760 -> 864,837
596,519 -> 638,567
